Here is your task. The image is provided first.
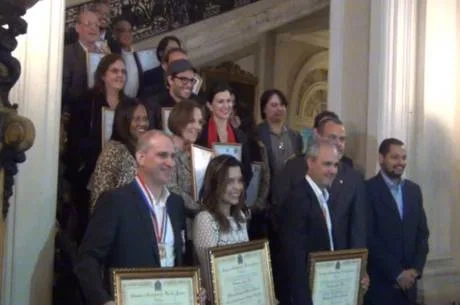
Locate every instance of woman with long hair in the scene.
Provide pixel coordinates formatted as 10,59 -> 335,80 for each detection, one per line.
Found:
193,155 -> 249,304
89,99 -> 149,212
66,53 -> 130,240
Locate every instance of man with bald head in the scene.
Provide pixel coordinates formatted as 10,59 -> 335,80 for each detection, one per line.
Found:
278,138 -> 340,305
62,8 -> 109,111
75,130 -> 187,305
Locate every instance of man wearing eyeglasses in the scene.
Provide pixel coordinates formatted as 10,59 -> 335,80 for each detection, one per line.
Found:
145,59 -> 199,130
62,9 -> 105,113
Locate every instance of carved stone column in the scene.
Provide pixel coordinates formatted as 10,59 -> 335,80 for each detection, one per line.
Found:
0,0 -> 64,304
0,0 -> 38,299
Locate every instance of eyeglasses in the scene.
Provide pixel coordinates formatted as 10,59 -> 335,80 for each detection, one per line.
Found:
78,21 -> 100,29
173,76 -> 196,86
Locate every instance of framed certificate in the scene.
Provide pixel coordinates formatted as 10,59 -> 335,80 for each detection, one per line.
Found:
212,143 -> 242,162
161,107 -> 172,135
101,107 -> 115,149
191,144 -> 214,201
245,162 -> 262,207
136,48 -> 160,72
309,249 -> 368,305
209,239 -> 275,305
87,52 -> 105,88
112,267 -> 200,305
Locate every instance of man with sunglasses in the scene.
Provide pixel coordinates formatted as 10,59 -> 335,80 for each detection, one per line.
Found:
145,59 -> 199,130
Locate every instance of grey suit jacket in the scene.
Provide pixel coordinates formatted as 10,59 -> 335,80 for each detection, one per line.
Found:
273,155 -> 367,249
257,122 -> 303,175
62,42 -> 88,112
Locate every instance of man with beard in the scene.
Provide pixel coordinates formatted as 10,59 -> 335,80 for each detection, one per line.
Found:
74,130 -> 188,305
145,59 -> 198,130
365,138 -> 429,305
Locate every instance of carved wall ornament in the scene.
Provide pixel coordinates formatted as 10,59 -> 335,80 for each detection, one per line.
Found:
0,0 -> 37,219
289,50 -> 329,131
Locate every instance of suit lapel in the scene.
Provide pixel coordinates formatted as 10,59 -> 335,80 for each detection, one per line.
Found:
328,163 -> 346,212
74,43 -> 88,87
376,174 -> 403,222
401,183 -> 411,224
130,182 -> 160,263
304,180 -> 331,248
259,122 -> 274,170
133,52 -> 144,95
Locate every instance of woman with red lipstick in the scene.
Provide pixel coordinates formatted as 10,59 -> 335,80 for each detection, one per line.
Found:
89,99 -> 149,213
196,83 -> 253,185
167,99 -> 205,264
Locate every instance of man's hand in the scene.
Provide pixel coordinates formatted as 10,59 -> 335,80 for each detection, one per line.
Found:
396,270 -> 417,290
360,272 -> 370,291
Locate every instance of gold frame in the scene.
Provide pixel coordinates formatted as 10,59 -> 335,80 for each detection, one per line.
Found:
101,106 -> 115,149
112,267 -> 201,305
309,248 -> 368,305
209,239 -> 275,305
212,143 -> 242,161
190,144 -> 214,201
161,107 -> 173,135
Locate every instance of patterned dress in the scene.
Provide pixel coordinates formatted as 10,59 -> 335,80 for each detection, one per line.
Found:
193,210 -> 249,304
88,140 -> 137,213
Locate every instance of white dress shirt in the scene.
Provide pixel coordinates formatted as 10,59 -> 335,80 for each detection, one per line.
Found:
306,175 -> 334,251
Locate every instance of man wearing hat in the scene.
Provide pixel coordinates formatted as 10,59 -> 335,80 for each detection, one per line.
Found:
145,59 -> 198,129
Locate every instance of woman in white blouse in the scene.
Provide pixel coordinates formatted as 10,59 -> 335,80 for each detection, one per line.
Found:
192,155 -> 249,304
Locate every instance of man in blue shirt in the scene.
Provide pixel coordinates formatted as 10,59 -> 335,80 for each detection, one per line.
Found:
365,138 -> 429,305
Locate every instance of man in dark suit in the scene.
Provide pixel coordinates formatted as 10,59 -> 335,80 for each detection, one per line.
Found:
111,18 -> 144,98
278,138 -> 339,305
141,36 -> 182,97
62,9 -> 109,112
74,130 -> 188,305
273,116 -> 367,249
365,138 -> 429,305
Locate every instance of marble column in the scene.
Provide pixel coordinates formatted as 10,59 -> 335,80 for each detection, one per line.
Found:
416,0 -> 460,303
1,0 -> 64,304
367,0 -> 418,177
328,0 -> 371,174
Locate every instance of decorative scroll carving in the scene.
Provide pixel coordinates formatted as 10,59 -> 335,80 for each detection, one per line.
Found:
200,61 -> 258,121
0,0 -> 37,219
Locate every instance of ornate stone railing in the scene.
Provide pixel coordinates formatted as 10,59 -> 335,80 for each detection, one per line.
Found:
65,0 -> 261,42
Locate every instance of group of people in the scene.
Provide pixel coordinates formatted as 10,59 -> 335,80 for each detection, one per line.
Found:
58,2 -> 430,305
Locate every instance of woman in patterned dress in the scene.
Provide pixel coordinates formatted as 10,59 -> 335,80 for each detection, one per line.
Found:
192,155 -> 249,304
89,98 -> 149,213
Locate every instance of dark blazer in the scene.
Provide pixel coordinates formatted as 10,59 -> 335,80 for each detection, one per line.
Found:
141,66 -> 167,98
196,121 -> 253,186
65,90 -> 133,188
62,42 -> 88,112
277,179 -> 331,305
272,155 -> 367,249
74,182 -> 186,305
257,121 -> 303,174
365,173 -> 429,305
